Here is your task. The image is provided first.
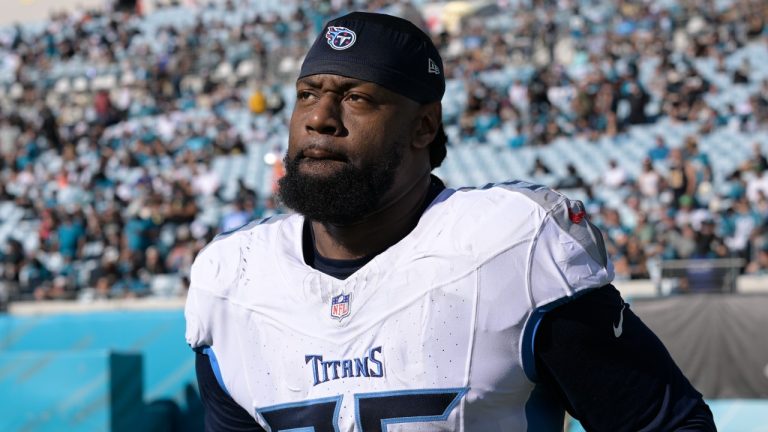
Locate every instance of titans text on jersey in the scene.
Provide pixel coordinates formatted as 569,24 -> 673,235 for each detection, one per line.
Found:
306,346 -> 384,386
185,181 -> 613,431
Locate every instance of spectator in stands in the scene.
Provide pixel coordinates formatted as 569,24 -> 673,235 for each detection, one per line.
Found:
602,159 -> 628,188
599,208 -> 630,246
724,197 -> 762,260
163,181 -> 199,224
670,223 -> 698,260
746,244 -> 768,274
675,195 -> 712,230
528,156 -> 552,177
637,158 -> 662,200
56,210 -> 86,260
112,266 -> 149,298
123,207 -> 158,253
1,239 -> 25,295
624,80 -> 650,126
554,163 -> 586,190
190,162 -> 220,197
165,226 -> 196,278
666,148 -> 697,208
141,246 -> 167,278
528,68 -> 551,124
751,82 -> 768,124
624,236 -> 650,279
723,171 -> 747,201
19,256 -> 52,299
693,219 -> 729,259
633,212 -> 656,247
741,142 -> 768,173
746,164 -> 768,204
683,136 -> 712,187
732,59 -> 750,85
647,135 -> 670,162
34,275 -> 75,301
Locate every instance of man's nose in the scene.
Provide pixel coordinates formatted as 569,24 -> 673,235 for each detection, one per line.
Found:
305,95 -> 343,136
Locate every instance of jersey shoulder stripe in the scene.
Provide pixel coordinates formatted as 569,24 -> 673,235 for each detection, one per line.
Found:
461,179 -> 567,212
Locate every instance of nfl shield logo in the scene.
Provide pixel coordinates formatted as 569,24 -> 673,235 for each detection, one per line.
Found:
330,293 -> 351,320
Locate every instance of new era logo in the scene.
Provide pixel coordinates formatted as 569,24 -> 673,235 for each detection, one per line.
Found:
428,58 -> 440,75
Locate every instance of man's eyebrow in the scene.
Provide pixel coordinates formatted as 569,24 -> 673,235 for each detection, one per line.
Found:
297,77 -> 323,88
297,76 -> 372,91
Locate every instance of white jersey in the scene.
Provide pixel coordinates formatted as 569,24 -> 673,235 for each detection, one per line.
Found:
185,181 -> 614,431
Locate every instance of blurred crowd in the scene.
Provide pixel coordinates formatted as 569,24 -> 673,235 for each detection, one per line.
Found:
0,0 -> 767,303
452,0 -> 768,145
0,0 -> 304,302
577,136 -> 768,283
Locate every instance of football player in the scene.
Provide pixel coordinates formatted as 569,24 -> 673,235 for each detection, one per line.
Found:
185,12 -> 716,431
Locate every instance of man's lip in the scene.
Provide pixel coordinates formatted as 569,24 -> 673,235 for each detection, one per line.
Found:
302,148 -> 346,161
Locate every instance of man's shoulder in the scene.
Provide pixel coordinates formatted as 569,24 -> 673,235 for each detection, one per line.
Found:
192,214 -> 297,278
439,180 -> 602,249
207,213 -> 293,248
420,180 -> 576,258
185,214 -> 301,349
444,179 -> 569,215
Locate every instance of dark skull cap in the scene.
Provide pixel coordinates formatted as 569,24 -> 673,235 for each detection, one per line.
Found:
299,12 -> 445,104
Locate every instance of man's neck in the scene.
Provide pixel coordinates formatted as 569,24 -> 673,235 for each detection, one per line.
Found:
310,173 -> 435,260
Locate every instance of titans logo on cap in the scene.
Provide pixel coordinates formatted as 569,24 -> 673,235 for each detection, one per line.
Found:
325,26 -> 356,50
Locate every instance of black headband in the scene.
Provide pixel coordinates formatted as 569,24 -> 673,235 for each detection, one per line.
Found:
298,12 -> 445,104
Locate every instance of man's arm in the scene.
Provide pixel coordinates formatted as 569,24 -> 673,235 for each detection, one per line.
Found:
534,285 -> 716,431
195,350 -> 266,432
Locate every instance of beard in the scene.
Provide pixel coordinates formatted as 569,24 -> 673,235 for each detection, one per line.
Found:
278,144 -> 403,225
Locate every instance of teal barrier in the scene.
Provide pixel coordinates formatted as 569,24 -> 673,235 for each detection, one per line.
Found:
0,311 -> 202,432
0,350 -> 142,431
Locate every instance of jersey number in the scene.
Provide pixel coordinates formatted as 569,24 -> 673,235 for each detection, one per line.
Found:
257,388 -> 468,432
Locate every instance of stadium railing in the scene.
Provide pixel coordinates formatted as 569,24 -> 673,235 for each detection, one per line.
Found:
654,258 -> 745,295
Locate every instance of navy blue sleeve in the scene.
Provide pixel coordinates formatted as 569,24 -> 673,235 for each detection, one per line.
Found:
195,350 -> 266,432
534,285 -> 716,431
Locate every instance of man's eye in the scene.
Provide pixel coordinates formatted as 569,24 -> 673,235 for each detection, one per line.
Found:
346,94 -> 373,105
297,91 -> 315,100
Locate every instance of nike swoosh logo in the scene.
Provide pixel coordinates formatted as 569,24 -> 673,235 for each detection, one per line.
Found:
613,303 -> 626,338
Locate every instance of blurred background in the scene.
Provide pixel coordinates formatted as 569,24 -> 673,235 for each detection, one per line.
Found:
0,0 -> 766,430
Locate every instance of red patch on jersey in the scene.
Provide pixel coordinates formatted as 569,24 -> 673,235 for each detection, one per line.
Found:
568,208 -> 586,224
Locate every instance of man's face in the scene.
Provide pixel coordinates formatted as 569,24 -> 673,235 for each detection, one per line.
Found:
279,74 -> 424,225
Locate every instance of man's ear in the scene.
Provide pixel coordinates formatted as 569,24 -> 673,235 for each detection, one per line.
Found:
412,102 -> 441,150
